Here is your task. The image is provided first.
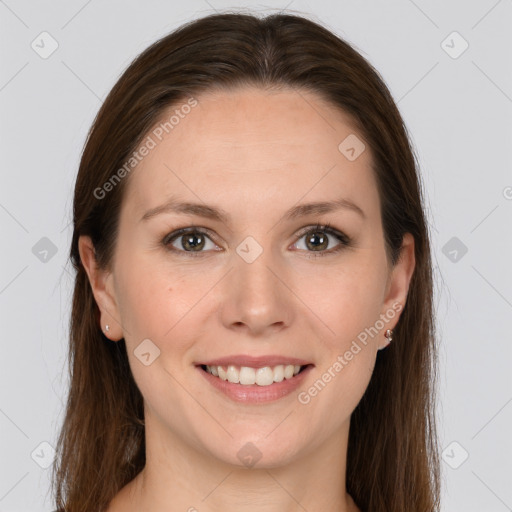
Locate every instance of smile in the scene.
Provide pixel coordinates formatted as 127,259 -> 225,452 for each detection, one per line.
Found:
202,364 -> 307,386
196,362 -> 314,403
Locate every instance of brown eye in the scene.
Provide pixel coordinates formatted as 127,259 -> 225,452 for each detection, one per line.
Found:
162,224 -> 351,258
178,231 -> 206,251
304,230 -> 329,251
292,223 -> 351,257
163,228 -> 218,256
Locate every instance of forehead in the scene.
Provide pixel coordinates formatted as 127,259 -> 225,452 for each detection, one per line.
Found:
122,86 -> 380,223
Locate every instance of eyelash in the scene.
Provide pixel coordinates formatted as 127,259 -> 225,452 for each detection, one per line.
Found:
161,223 -> 352,259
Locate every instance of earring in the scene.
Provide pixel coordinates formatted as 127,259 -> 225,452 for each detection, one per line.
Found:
378,329 -> 393,350
103,324 -> 119,343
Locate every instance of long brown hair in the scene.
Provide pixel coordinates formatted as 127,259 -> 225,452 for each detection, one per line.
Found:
52,11 -> 441,512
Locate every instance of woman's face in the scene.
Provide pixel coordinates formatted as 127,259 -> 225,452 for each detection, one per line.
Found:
81,86 -> 414,468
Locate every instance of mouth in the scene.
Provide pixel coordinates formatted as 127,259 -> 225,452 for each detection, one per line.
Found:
198,363 -> 312,387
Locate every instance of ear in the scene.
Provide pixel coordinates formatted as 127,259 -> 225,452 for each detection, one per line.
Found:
78,235 -> 124,341
380,232 -> 416,347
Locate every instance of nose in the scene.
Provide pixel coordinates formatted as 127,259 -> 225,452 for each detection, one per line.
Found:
219,246 -> 294,337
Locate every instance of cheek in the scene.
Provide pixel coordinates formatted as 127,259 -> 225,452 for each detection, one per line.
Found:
114,256 -> 223,375
114,264 -> 202,404
293,255 -> 387,347
114,258 -> 187,341
305,349 -> 376,439
301,260 -> 386,424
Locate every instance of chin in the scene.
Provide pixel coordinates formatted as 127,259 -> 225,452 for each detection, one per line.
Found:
205,432 -> 304,470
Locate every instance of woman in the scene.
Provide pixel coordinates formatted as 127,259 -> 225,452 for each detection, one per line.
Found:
52,11 -> 441,512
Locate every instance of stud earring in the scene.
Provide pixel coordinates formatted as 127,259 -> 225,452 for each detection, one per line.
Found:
378,329 -> 394,350
105,324 -> 110,332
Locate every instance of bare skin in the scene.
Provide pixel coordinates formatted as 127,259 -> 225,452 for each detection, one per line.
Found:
80,86 -> 415,512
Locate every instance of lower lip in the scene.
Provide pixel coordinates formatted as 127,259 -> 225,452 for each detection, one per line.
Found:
196,365 -> 314,403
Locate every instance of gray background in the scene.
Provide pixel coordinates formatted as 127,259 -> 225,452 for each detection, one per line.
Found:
1,0 -> 511,510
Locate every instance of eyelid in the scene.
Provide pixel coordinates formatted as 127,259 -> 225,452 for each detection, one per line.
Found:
294,222 -> 349,243
290,222 -> 352,257
162,226 -> 220,246
162,223 -> 352,256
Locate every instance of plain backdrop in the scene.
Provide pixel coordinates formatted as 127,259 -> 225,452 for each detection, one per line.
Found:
0,0 -> 511,510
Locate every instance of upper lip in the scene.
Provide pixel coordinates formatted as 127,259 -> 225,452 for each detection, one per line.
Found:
196,355 -> 313,367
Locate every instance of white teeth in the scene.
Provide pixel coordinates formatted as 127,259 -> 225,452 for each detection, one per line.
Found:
205,363 -> 305,386
284,365 -> 294,379
226,365 -> 239,383
255,367 -> 273,386
273,364 -> 284,382
217,366 -> 227,381
239,366 -> 256,385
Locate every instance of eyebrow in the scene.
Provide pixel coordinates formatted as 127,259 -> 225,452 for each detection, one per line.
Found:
140,196 -> 366,223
